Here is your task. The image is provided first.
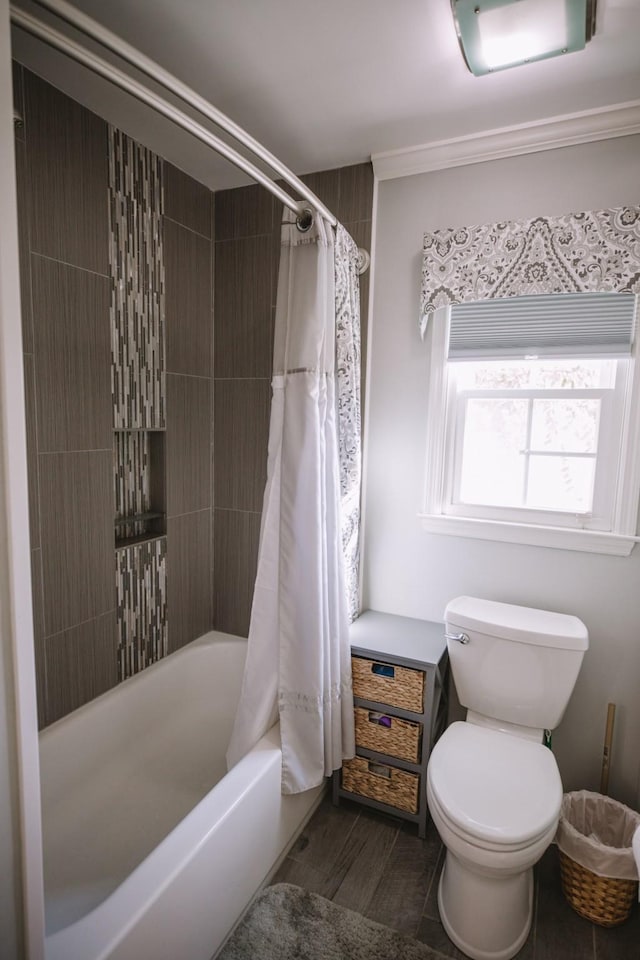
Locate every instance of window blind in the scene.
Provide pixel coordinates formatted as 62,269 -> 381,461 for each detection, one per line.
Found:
448,293 -> 637,360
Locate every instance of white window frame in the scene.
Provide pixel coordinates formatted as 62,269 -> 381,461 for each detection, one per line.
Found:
420,306 -> 640,555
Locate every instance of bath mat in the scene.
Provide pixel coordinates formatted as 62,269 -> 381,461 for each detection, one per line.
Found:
217,883 -> 448,960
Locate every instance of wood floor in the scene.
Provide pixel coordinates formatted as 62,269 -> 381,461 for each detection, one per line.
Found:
271,795 -> 640,960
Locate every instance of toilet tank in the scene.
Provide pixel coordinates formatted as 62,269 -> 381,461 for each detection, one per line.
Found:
445,597 -> 588,732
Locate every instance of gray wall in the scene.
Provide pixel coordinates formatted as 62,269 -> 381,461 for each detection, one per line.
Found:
364,135 -> 640,808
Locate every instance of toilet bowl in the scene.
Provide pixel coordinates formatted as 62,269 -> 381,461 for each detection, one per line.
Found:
427,722 -> 562,960
428,597 -> 588,960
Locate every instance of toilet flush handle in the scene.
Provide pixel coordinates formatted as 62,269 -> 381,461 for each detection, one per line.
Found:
445,632 -> 470,644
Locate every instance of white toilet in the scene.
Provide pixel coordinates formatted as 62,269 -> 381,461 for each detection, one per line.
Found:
427,596 -> 588,960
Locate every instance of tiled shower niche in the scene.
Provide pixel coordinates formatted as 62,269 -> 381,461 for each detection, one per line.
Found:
114,430 -> 166,547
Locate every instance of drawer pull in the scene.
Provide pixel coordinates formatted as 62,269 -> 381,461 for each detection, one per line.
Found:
355,706 -> 422,763
352,656 -> 424,712
367,761 -> 391,779
372,663 -> 395,678
342,756 -> 420,813
368,711 -> 392,728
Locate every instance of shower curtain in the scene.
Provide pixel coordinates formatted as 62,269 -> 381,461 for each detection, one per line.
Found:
226,211 -> 358,794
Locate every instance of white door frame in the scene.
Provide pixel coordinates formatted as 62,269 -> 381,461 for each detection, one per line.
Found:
0,5 -> 45,957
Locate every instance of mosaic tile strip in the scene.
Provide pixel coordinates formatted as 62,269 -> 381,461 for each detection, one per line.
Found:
109,127 -> 165,429
116,537 -> 167,680
114,431 -> 150,541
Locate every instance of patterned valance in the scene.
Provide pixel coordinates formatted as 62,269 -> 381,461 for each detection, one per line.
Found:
420,205 -> 640,336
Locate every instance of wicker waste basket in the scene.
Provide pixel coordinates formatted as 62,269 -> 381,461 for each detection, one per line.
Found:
555,790 -> 640,926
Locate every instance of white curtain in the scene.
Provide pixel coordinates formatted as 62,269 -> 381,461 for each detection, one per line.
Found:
226,210 -> 356,794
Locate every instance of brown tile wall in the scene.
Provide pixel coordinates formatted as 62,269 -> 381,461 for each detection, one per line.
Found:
16,68 -> 115,727
213,164 -> 373,636
163,164 -> 214,654
16,67 -> 216,724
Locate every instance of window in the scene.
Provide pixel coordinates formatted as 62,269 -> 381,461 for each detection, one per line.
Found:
421,295 -> 640,555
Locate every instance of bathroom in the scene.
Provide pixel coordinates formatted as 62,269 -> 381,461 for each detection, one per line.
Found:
1,1 -> 639,958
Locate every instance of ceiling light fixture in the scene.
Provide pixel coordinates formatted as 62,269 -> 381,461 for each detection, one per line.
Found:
451,0 -> 597,76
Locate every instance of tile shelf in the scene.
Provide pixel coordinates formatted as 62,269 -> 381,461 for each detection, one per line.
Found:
113,429 -> 166,549
115,531 -> 166,551
114,511 -> 164,526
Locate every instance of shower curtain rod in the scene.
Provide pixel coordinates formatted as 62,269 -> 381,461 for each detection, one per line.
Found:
10,1 -> 338,228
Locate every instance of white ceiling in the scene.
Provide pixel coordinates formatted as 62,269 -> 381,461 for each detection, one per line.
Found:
10,0 -> 640,191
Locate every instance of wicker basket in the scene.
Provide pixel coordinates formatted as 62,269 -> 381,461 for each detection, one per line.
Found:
341,756 -> 419,814
558,849 -> 637,927
351,656 -> 424,712
354,706 -> 422,763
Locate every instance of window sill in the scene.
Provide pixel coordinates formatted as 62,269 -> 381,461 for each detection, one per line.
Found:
418,513 -> 638,556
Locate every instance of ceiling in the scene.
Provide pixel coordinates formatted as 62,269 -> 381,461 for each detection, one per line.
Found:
10,0 -> 640,192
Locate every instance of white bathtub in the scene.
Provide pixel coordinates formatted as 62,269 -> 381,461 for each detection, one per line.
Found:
39,630 -> 323,960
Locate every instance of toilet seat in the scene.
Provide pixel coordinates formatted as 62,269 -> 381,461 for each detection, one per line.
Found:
428,722 -> 562,848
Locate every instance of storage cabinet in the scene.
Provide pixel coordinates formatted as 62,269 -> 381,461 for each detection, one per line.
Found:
333,610 -> 449,838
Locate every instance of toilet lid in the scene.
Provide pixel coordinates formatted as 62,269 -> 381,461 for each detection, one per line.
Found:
428,722 -> 562,846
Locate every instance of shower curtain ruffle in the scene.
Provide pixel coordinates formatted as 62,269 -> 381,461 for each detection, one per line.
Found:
226,211 -> 358,794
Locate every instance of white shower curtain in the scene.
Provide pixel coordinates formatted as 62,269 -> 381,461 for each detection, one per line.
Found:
226,210 -> 357,794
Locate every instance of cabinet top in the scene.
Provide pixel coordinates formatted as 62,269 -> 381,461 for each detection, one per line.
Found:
349,610 -> 447,669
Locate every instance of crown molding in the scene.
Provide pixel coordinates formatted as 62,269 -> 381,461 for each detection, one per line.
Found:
372,101 -> 640,181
